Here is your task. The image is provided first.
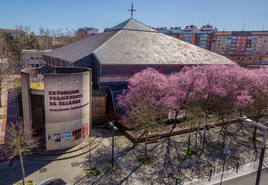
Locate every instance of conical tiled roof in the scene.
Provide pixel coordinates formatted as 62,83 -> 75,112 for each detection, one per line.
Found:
94,30 -> 233,65
45,18 -> 234,65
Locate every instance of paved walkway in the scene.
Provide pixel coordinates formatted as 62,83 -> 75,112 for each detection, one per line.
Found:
102,138 -> 143,185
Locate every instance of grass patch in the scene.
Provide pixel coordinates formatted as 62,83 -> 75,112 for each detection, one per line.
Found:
17,180 -> 33,185
84,167 -> 101,176
139,157 -> 153,164
0,114 -> 7,119
30,82 -> 44,90
92,89 -> 106,96
217,143 -> 226,149
183,149 -> 197,156
15,78 -> 22,88
248,136 -> 262,142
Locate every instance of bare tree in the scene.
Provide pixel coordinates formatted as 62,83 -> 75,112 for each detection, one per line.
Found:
0,33 -> 10,107
4,121 -> 38,185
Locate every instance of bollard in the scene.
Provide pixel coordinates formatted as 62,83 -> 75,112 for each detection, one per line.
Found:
208,169 -> 213,181
236,162 -> 239,173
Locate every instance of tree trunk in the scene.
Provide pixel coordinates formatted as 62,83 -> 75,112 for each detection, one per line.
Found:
223,127 -> 226,146
89,140 -> 92,169
202,114 -> 209,152
145,129 -> 148,160
202,129 -> 206,152
253,117 -> 259,144
219,126 -> 224,144
253,126 -> 257,143
19,150 -> 25,185
0,80 -> 2,107
187,121 -> 194,153
174,111 -> 178,127
187,132 -> 191,153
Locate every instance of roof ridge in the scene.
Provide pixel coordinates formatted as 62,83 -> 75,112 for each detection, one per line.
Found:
109,18 -> 156,32
93,30 -> 122,55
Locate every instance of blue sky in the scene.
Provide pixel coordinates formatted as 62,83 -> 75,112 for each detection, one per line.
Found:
0,0 -> 267,33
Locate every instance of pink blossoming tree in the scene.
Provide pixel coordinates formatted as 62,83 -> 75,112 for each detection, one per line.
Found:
118,68 -> 168,127
117,65 -> 268,148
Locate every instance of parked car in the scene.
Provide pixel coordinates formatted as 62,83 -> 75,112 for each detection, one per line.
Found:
35,178 -> 69,185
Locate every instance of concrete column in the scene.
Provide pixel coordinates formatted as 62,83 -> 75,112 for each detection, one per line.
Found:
21,72 -> 33,137
89,70 -> 92,136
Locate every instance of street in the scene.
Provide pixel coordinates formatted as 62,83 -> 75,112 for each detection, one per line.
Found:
214,169 -> 268,185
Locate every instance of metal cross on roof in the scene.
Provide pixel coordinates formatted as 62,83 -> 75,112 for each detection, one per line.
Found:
128,3 -> 136,18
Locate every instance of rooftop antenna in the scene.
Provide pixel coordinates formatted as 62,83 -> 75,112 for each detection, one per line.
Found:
128,3 -> 136,18
242,22 -> 245,31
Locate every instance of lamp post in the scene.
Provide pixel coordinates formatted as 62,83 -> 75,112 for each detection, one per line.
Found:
109,121 -> 118,169
241,116 -> 267,185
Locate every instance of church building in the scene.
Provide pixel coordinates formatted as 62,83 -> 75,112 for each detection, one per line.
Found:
43,18 -> 234,114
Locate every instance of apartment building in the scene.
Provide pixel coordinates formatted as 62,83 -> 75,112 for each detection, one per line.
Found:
212,31 -> 268,64
166,25 -> 216,50
159,24 -> 268,65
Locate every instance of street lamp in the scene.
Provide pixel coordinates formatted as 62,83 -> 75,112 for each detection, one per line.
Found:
240,116 -> 267,185
109,121 -> 118,169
